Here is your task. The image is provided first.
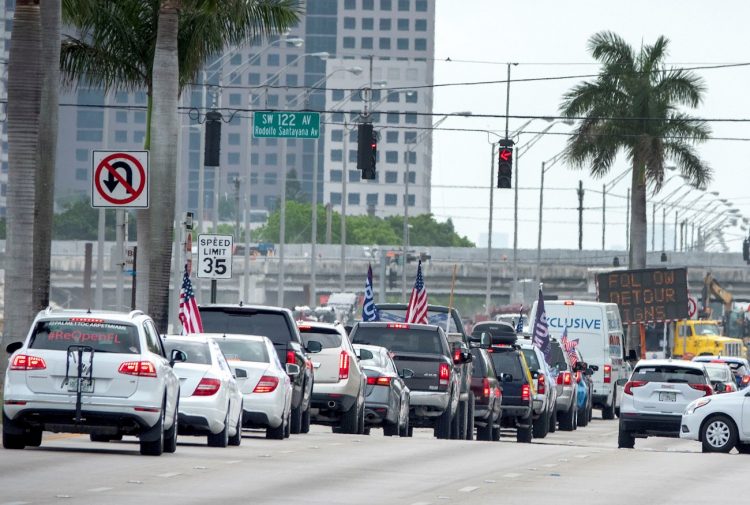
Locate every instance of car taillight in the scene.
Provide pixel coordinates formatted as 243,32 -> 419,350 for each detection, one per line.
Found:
439,363 -> 450,386
387,323 -> 410,329
253,375 -> 279,393
193,378 -> 221,396
724,383 -> 734,393
453,348 -> 462,363
603,364 -> 612,384
521,383 -> 530,402
742,375 -> 750,386
286,350 -> 296,365
689,383 -> 713,397
623,380 -> 647,395
118,361 -> 157,377
537,374 -> 546,394
366,376 -> 392,386
10,355 -> 47,371
339,350 -> 350,380
557,371 -> 571,386
483,377 -> 491,398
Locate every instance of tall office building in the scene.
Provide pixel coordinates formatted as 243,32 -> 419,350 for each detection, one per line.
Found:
0,0 -> 14,216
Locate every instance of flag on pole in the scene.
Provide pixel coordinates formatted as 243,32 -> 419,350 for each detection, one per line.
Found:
179,265 -> 203,334
362,264 -> 380,322
515,309 -> 525,333
405,260 -> 428,324
561,326 -> 579,367
531,288 -> 551,362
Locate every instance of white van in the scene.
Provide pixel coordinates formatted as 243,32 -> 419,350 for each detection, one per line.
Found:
528,300 -> 626,420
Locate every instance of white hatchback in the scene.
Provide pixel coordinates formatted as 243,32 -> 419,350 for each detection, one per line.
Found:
3,308 -> 183,456
161,335 -> 243,447
618,359 -> 712,448
681,388 -> 750,453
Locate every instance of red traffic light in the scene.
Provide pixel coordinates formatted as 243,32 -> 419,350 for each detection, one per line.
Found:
499,148 -> 512,162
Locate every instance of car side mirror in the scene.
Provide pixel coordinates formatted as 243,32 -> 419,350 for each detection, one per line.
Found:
169,349 -> 187,367
286,363 -> 301,376
590,365 -> 599,372
399,368 -> 415,380
584,369 -> 594,376
480,332 -> 492,349
502,373 -> 513,382
6,341 -> 22,354
234,368 -> 248,379
305,340 -> 323,354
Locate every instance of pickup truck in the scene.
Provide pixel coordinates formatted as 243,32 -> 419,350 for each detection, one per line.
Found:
377,303 -> 475,440
349,321 -> 463,439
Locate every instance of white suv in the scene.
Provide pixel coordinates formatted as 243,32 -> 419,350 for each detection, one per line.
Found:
619,359 -> 712,448
3,308 -> 184,456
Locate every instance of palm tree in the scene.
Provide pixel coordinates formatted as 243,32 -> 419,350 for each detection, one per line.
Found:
560,32 -> 711,269
2,0 -> 42,379
61,0 -> 301,330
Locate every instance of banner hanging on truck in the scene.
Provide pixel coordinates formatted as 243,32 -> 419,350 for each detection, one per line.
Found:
596,267 -> 688,324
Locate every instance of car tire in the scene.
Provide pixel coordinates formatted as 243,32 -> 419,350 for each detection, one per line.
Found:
516,418 -> 533,443
290,404 -> 303,435
357,402 -> 366,435
603,392 -> 616,420
207,412 -> 229,448
266,419 -> 286,440
559,402 -> 576,431
140,408 -> 165,456
399,408 -> 410,438
533,410 -> 549,439
25,429 -> 42,447
435,405 -> 453,439
548,409 -> 557,433
465,395 -> 475,441
2,430 -> 25,450
90,433 -> 112,442
163,401 -> 179,454
228,407 -> 242,447
383,420 -> 399,436
701,415 -> 738,453
577,405 -> 589,427
340,403 -> 360,434
301,405 -> 311,434
736,443 -> 750,454
283,410 -> 291,438
492,418 -> 501,442
618,423 -> 635,449
477,422 -> 493,441
407,425 -> 414,437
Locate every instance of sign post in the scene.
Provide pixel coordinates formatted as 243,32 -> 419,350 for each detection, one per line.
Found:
197,234 -> 233,304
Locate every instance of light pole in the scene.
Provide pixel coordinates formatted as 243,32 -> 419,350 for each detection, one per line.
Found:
535,149 -> 565,283
601,166 -> 631,251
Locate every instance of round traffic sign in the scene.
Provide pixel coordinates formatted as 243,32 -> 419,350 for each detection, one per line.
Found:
94,152 -> 147,205
687,296 -> 698,319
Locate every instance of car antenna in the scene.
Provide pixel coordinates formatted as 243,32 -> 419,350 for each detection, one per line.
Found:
239,300 -> 243,307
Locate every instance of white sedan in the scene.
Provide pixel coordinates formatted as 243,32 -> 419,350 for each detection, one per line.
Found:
209,334 -> 296,439
162,335 -> 243,447
681,388 -> 750,453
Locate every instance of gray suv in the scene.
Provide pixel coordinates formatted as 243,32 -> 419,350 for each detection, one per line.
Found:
519,338 -> 558,438
548,338 -> 578,431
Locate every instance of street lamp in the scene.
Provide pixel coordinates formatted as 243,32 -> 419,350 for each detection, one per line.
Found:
535,148 -> 566,283
601,166 -> 631,251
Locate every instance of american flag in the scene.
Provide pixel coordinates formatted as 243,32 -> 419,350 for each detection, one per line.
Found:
179,265 -> 203,334
405,260 -> 428,324
560,327 -> 579,368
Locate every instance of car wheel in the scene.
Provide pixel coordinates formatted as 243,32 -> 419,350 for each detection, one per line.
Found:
407,425 -> 414,437
491,418 -> 501,442
736,443 -> 750,454
701,415 -> 738,453
289,404 -> 303,435
533,410 -> 550,439
90,433 -> 112,443
465,395 -> 475,441
228,406 -> 242,447
357,402 -> 366,435
399,407 -> 410,438
603,391 -> 616,420
383,420 -> 399,436
24,429 -> 42,447
283,410 -> 291,438
207,412 -> 229,448
435,405 -> 453,439
617,422 -> 635,449
450,401 -> 463,440
577,406 -> 589,427
548,408 -> 557,433
163,400 -> 179,453
477,422 -> 493,441
301,405 -> 311,434
559,402 -> 576,431
340,402 -> 360,434
516,418 -> 533,443
266,418 -> 286,440
140,407 -> 165,456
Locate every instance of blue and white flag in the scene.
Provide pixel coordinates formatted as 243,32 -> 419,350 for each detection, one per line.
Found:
362,264 -> 380,322
515,310 -> 525,333
531,288 -> 551,362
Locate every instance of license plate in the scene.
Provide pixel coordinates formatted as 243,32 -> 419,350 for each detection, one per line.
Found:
67,378 -> 94,393
659,391 -> 676,402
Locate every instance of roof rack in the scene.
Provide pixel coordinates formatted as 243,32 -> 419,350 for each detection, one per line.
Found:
128,309 -> 145,319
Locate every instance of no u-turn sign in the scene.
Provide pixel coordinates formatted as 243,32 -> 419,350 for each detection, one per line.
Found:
91,151 -> 149,208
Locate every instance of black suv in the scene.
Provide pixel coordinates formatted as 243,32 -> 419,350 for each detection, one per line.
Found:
377,303 -> 475,440
349,321 -> 464,439
199,304 -> 320,435
472,323 -> 533,443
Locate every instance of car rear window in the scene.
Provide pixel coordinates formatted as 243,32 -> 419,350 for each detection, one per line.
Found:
214,339 -> 268,363
521,348 -> 542,371
351,326 -> 444,355
704,364 -> 732,382
489,350 -> 524,380
548,342 -> 568,371
162,340 -> 212,365
632,365 -> 707,384
200,309 -> 294,347
470,348 -> 487,377
299,328 -> 343,349
29,320 -> 140,354
378,308 -> 459,333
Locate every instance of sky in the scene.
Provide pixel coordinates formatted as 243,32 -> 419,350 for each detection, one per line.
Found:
430,0 -> 750,254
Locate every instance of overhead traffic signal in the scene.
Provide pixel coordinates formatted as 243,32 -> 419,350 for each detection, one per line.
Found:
357,123 -> 377,180
497,146 -> 513,189
204,110 -> 222,167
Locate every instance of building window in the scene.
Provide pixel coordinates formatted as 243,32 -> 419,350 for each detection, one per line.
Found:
265,153 -> 278,166
361,37 -> 373,49
405,112 -> 417,124
76,168 -> 87,181
415,0 -> 427,11
248,73 -> 260,85
133,111 -> 145,124
380,0 -> 392,9
250,195 -> 258,207
386,112 -> 399,124
76,130 -> 102,142
349,150 -> 358,163
405,131 -> 417,144
227,172 -> 239,184
266,138 -> 278,147
385,194 -> 397,206
348,193 -> 360,205
332,112 -> 344,123
344,0 -> 355,8
266,94 -> 279,107
264,195 -> 277,209
133,130 -> 145,144
251,153 -> 259,165
415,19 -> 427,31
135,92 -> 147,104
366,193 -> 378,206
415,38 -> 427,51
408,194 -> 415,206
407,151 -> 417,164
397,38 -> 409,50
331,129 -> 344,142
398,0 -> 409,10
331,192 -> 342,205
405,170 -> 416,183
397,18 -> 409,30
331,149 -> 343,161
228,152 -> 240,165
379,18 -> 391,30
363,0 -> 374,9
379,38 -> 391,50
332,89 -> 345,101
267,54 -> 280,66
115,92 -> 128,104
387,92 -> 400,103
250,171 -> 258,184
343,36 -> 355,49
349,170 -> 360,182
76,149 -> 88,162
229,93 -> 242,106
264,172 -> 277,185
406,91 -> 418,103
344,17 -> 355,29
330,170 -> 342,182
362,18 -> 374,30
385,151 -> 398,163
115,111 -> 127,123
385,171 -> 398,183
228,133 -> 240,145
114,130 -> 127,143
386,131 -> 399,143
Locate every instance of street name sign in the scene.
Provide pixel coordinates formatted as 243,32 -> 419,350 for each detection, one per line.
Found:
253,111 -> 320,139
91,151 -> 149,208
197,234 -> 233,280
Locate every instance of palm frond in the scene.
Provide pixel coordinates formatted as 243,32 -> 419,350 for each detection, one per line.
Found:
664,141 -> 712,189
654,68 -> 706,108
588,31 -> 635,69
60,35 -> 147,91
661,112 -> 711,142
641,35 -> 669,76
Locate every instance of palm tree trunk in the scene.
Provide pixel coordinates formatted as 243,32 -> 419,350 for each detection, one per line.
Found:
148,0 -> 180,332
32,0 -> 60,312
628,159 -> 648,270
2,0 -> 41,379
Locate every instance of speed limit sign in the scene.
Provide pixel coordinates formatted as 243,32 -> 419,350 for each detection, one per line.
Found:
197,234 -> 233,279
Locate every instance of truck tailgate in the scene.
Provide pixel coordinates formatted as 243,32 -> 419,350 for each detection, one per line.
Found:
392,351 -> 449,392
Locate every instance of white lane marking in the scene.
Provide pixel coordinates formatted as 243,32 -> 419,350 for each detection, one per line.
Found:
279,450 -> 295,454
437,497 -> 450,501
542,463 -> 557,468
459,486 -> 478,493
258,454 -> 272,458
55,496 -> 72,499
575,454 -> 588,459
157,472 -> 181,478
2,501 -> 30,505
87,487 -> 112,493
224,459 -> 242,464
409,502 -> 431,505
193,466 -> 207,470
503,472 -> 521,478
127,480 -> 143,485
484,479 -> 496,483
